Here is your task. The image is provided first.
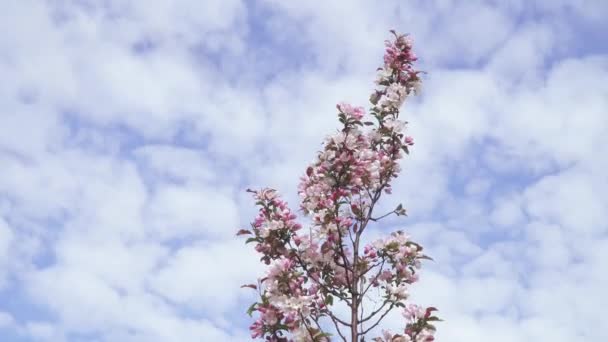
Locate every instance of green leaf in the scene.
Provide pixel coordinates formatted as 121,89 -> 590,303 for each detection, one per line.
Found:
395,203 -> 407,216
245,237 -> 258,244
314,332 -> 333,341
405,241 -> 422,250
240,284 -> 257,290
425,323 -> 438,331
325,294 -> 334,306
246,302 -> 257,316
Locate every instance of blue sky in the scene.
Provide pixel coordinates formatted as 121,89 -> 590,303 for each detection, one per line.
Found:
1,1 -> 607,341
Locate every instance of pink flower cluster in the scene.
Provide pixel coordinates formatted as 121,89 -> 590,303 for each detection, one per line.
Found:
337,102 -> 365,120
372,306 -> 439,342
364,231 -> 428,292
248,258 -> 325,341
238,188 -> 302,264
241,190 -> 329,341
380,31 -> 421,97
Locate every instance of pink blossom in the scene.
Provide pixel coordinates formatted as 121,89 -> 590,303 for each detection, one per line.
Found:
337,102 -> 366,120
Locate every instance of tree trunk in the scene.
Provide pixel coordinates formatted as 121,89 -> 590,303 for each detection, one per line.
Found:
351,297 -> 358,341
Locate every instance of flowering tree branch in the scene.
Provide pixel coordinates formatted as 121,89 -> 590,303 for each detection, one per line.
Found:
238,31 -> 440,342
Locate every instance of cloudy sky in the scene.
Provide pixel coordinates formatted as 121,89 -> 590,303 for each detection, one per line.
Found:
1,0 -> 607,341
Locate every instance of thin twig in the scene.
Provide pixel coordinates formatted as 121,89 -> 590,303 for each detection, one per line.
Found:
360,302 -> 396,335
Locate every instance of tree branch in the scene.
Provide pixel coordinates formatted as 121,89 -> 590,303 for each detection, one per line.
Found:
360,302 -> 396,335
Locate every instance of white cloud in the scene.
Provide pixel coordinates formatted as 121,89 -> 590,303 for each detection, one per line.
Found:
524,168 -> 607,235
0,311 -> 15,329
0,218 -> 14,288
134,145 -> 216,183
149,239 -> 263,314
145,183 -> 239,240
